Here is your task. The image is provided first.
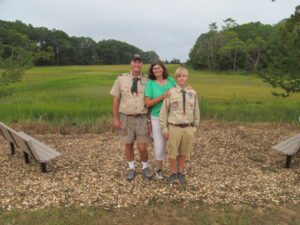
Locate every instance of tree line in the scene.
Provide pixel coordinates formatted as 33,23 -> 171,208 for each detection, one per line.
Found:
0,20 -> 160,66
0,20 -> 160,87
189,5 -> 299,96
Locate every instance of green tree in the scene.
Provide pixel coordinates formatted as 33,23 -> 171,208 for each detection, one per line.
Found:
261,5 -> 300,96
222,18 -> 237,31
218,31 -> 246,71
96,39 -> 143,64
0,28 -> 34,87
189,22 -> 221,70
170,58 -> 181,64
245,36 -> 267,72
70,37 -> 99,65
141,51 -> 160,63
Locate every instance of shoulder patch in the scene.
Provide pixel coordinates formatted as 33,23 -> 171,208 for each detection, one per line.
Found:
187,91 -> 194,98
120,73 -> 129,77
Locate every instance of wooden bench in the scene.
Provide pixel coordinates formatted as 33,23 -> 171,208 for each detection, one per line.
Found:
0,122 -> 61,172
272,133 -> 300,168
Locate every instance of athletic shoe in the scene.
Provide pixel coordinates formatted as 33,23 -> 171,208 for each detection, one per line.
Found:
142,167 -> 154,180
155,170 -> 164,180
177,173 -> 186,184
126,169 -> 136,181
168,173 -> 177,184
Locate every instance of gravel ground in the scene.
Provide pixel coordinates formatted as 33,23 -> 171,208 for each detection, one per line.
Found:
0,122 -> 299,210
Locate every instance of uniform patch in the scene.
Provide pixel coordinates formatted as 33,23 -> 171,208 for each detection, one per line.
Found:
171,102 -> 179,111
188,92 -> 193,98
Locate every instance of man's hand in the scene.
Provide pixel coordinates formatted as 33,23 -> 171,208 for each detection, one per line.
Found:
113,118 -> 122,129
163,132 -> 169,140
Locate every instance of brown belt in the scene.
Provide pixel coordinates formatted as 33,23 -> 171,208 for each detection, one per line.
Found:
125,114 -> 147,117
169,123 -> 195,128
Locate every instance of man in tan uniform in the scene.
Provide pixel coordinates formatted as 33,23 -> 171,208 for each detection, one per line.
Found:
159,67 -> 200,184
110,54 -> 153,181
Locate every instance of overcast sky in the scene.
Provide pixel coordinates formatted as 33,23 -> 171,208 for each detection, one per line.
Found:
0,0 -> 299,61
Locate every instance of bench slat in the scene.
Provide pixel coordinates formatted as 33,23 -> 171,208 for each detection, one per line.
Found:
0,122 -> 15,143
0,122 -> 37,157
19,132 -> 61,163
272,133 -> 300,155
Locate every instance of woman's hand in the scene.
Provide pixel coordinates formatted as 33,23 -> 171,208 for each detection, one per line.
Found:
162,90 -> 171,99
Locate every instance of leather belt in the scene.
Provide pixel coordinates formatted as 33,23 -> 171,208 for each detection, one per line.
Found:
125,114 -> 147,117
169,123 -> 194,128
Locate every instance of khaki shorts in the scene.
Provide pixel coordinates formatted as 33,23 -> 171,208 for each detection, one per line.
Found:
118,113 -> 150,144
166,125 -> 195,159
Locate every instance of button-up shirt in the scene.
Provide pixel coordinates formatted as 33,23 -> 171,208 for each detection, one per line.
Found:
159,85 -> 200,133
110,72 -> 148,115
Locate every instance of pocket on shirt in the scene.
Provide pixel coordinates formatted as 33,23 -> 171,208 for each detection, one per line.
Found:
121,87 -> 131,96
187,99 -> 195,111
170,98 -> 180,111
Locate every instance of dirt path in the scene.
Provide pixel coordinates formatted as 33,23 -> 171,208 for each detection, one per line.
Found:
0,122 -> 299,210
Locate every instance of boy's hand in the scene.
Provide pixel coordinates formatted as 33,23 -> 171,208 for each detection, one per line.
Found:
163,132 -> 169,140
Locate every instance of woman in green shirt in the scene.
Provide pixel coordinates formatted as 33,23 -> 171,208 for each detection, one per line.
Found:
144,61 -> 176,179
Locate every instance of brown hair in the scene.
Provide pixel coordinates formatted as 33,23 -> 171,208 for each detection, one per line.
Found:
148,61 -> 169,80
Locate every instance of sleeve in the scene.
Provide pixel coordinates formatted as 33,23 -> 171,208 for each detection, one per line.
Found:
144,80 -> 153,98
159,97 -> 170,133
110,77 -> 121,98
194,93 -> 201,127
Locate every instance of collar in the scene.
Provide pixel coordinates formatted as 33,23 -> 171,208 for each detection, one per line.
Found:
175,85 -> 188,93
129,71 -> 146,85
129,71 -> 143,80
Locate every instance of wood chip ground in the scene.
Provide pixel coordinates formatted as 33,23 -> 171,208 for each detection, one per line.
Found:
0,122 -> 299,210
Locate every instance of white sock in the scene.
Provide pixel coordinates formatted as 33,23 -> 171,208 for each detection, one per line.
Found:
128,161 -> 135,170
141,161 -> 148,169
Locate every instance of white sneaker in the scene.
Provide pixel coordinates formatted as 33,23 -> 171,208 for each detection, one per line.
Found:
155,170 -> 164,180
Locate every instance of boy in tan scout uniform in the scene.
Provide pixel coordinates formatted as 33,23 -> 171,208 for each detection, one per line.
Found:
110,54 -> 153,181
159,67 -> 200,184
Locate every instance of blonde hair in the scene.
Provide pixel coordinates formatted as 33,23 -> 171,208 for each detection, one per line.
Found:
175,66 -> 189,77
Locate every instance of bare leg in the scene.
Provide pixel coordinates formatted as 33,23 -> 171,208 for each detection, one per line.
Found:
156,160 -> 163,171
137,143 -> 148,162
169,158 -> 177,174
125,143 -> 134,161
178,155 -> 186,173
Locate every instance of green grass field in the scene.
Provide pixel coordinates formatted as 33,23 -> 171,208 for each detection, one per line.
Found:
1,203 -> 300,225
0,65 -> 299,125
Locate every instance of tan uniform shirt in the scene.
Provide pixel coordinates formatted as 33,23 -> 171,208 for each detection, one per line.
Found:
110,72 -> 148,115
159,85 -> 200,133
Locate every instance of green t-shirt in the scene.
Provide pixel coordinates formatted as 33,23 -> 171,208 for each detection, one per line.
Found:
145,76 -> 176,117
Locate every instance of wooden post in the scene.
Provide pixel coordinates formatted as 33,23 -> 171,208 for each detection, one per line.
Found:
285,155 -> 292,168
40,163 -> 47,173
23,152 -> 30,164
10,142 -> 15,156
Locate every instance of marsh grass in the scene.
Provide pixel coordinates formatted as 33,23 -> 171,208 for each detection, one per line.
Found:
0,65 -> 299,128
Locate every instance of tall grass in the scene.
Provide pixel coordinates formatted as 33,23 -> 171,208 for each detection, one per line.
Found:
0,65 -> 299,126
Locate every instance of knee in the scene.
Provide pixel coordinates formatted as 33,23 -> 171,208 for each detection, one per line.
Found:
139,147 -> 147,154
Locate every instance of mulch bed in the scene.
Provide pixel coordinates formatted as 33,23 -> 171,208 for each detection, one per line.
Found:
0,122 -> 299,210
